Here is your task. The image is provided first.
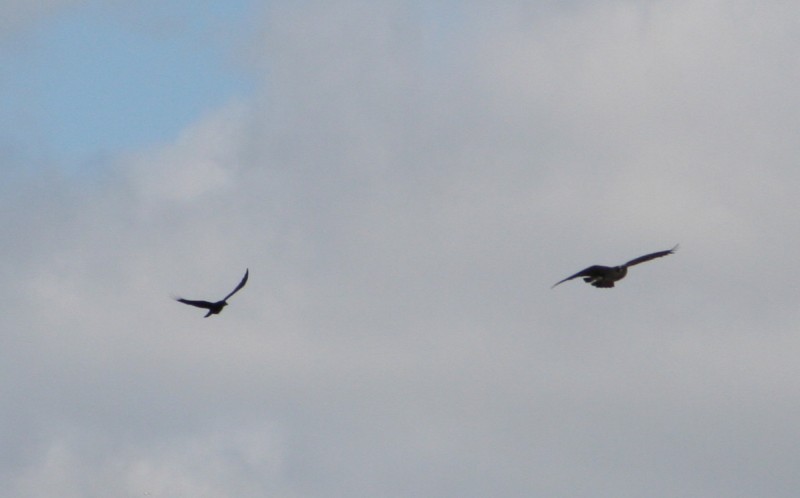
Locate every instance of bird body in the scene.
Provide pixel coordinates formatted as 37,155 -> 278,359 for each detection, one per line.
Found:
572,265 -> 627,288
552,245 -> 677,289
176,269 -> 249,317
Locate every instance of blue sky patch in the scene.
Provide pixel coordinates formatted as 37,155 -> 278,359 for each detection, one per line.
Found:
0,1 -> 257,172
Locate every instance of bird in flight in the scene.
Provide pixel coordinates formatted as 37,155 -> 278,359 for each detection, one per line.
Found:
175,269 -> 249,317
552,245 -> 678,289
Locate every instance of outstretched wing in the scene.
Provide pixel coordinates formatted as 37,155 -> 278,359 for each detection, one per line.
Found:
551,265 -> 610,288
176,298 -> 215,309
222,269 -> 249,301
623,244 -> 679,268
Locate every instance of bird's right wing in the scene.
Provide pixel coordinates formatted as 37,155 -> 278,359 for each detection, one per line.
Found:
176,298 -> 214,309
223,269 -> 249,301
551,265 -> 608,288
623,244 -> 679,267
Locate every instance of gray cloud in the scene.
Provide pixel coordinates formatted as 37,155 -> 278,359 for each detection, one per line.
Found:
4,1 -> 800,496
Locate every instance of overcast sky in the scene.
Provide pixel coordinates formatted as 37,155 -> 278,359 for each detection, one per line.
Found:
3,1 -> 800,496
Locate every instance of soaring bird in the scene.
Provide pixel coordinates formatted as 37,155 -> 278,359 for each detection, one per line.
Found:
552,245 -> 678,289
175,269 -> 249,317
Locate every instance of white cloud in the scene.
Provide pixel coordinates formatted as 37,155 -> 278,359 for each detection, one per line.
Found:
128,102 -> 248,206
10,425 -> 286,498
5,1 -> 800,496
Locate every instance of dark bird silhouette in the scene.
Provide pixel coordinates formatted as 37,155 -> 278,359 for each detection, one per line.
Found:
552,245 -> 678,289
176,269 -> 249,317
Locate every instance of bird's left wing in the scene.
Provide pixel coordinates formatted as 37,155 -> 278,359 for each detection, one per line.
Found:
551,265 -> 608,288
176,298 -> 214,309
623,244 -> 679,267
223,269 -> 249,301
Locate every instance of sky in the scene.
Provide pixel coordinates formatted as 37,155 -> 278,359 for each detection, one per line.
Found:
3,1 -> 800,496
